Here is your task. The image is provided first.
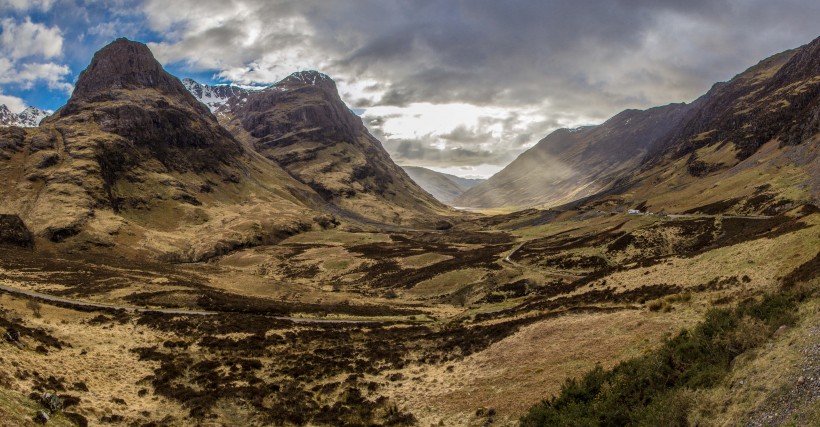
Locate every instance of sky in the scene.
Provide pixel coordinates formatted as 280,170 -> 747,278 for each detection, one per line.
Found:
1,1 -> 818,178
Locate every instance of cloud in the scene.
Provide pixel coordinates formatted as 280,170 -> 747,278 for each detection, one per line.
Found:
133,0 -> 820,176
0,16 -> 72,99
1,0 -> 808,176
0,0 -> 54,12
0,59 -> 72,92
0,91 -> 26,112
16,62 -> 72,92
0,17 -> 63,59
359,102 -> 570,169
144,1 -> 320,85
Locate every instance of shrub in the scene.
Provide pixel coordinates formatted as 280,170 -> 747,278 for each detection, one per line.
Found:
521,290 -> 800,426
647,300 -> 664,311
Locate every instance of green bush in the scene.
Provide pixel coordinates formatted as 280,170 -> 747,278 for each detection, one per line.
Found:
521,291 -> 800,426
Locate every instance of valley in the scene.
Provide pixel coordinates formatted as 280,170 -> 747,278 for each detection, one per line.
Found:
0,31 -> 817,427
0,202 -> 816,425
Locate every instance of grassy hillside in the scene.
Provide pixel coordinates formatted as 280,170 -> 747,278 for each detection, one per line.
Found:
521,267 -> 817,426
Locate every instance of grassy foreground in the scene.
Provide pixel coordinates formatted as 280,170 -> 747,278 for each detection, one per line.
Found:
520,257 -> 818,426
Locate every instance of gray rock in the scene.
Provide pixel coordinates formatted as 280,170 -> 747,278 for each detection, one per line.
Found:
41,392 -> 62,412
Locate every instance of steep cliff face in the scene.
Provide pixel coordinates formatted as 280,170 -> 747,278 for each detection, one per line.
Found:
52,38 -> 245,176
71,38 -> 196,101
219,70 -> 452,226
0,38 -> 324,261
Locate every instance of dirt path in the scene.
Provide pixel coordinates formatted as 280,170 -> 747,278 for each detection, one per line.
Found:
504,242 -> 526,263
0,283 -> 386,324
503,241 -> 585,280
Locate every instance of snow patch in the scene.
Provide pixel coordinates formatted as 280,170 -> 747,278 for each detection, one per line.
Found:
182,78 -> 260,113
0,104 -> 49,127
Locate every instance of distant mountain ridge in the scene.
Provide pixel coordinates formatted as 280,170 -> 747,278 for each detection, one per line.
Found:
0,105 -> 49,127
402,166 -> 484,205
459,35 -> 820,214
456,103 -> 692,209
606,36 -> 820,214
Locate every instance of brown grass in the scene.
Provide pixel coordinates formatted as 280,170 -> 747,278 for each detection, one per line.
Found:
381,309 -> 696,425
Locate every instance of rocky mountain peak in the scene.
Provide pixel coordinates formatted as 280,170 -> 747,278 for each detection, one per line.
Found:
275,70 -> 338,94
71,38 -> 192,102
181,78 -> 253,113
0,104 -> 49,127
0,105 -> 14,124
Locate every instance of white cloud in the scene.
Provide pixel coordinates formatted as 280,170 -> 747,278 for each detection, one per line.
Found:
14,62 -> 72,92
0,17 -> 63,59
0,0 -> 54,12
0,91 -> 26,112
0,59 -> 72,93
359,102 -> 594,170
145,7 -> 321,86
0,17 -> 72,97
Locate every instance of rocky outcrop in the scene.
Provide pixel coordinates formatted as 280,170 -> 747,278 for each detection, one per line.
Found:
53,38 -> 244,176
70,38 -> 194,103
0,214 -> 33,248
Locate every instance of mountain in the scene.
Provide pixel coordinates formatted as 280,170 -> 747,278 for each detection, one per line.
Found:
402,166 -> 484,205
459,36 -> 820,214
594,36 -> 820,214
0,38 -> 325,261
0,105 -> 49,127
181,78 -> 254,114
456,103 -> 691,209
189,72 -> 452,225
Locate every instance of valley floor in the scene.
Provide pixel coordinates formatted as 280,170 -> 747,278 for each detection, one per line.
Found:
0,205 -> 817,426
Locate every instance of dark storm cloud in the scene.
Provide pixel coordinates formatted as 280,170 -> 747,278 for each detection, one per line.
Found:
139,0 -> 820,172
321,0 -> 815,109
148,0 -> 820,108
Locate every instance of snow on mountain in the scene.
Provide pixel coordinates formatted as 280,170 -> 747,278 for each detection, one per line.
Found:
17,107 -> 50,127
182,78 -> 256,113
285,70 -> 332,86
183,73 -> 336,114
0,105 -> 49,127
